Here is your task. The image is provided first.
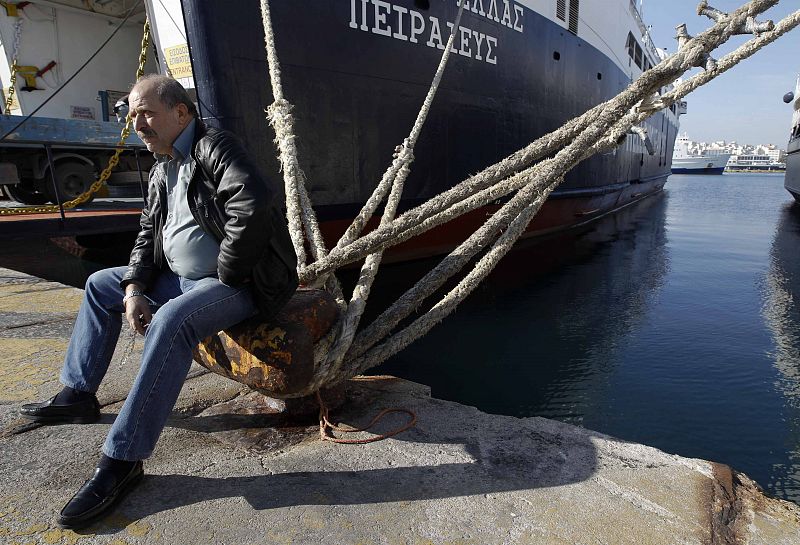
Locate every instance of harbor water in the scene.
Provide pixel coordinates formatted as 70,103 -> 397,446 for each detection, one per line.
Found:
2,172 -> 799,504
375,172 -> 800,505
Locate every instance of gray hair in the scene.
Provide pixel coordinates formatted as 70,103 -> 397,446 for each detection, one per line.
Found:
133,74 -> 198,117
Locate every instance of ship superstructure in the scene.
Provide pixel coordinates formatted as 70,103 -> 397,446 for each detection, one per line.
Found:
0,1 -> 154,204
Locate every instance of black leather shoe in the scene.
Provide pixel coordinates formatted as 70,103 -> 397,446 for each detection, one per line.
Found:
58,461 -> 144,530
19,394 -> 100,424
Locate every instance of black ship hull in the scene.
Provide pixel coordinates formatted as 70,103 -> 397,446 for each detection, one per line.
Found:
785,132 -> 800,200
180,0 -> 678,260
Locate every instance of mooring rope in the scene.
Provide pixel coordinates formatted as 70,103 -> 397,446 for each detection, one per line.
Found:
259,0 -> 469,389
347,6 -> 800,373
260,0 -> 346,312
320,0 -> 470,379
257,0 -> 797,395
298,0 -> 787,286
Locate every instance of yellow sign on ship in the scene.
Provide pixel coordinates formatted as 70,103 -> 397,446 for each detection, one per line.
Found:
164,44 -> 193,79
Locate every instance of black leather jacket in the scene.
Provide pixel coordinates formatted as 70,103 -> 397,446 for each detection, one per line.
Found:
121,121 -> 298,318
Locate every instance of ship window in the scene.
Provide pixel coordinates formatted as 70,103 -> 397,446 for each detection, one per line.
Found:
626,32 -> 644,68
626,32 -> 636,59
597,72 -> 602,80
557,0 -> 566,21
553,51 -> 561,61
568,0 -> 579,35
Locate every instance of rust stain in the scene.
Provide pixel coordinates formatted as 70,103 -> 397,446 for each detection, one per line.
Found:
192,288 -> 339,396
196,338 -> 217,367
271,351 -> 292,366
702,462 -> 748,545
249,327 -> 287,351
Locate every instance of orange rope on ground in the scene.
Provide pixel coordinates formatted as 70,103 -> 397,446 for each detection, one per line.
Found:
316,390 -> 417,444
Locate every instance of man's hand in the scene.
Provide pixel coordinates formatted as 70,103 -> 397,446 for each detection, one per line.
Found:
124,285 -> 152,335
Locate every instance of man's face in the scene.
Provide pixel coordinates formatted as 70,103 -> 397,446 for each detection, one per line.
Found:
129,81 -> 190,156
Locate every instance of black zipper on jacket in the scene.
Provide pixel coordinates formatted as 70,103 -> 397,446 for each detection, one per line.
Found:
202,201 -> 226,242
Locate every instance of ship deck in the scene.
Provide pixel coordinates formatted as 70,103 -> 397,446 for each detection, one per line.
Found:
0,198 -> 143,238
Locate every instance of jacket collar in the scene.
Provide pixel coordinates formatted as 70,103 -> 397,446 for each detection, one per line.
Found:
172,118 -> 196,161
190,117 -> 208,156
154,117 -> 205,163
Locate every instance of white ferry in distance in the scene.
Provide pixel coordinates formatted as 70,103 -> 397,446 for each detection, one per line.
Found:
671,134 -> 730,175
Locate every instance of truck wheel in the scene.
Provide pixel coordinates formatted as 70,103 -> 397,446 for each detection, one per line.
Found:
46,161 -> 96,204
6,181 -> 49,205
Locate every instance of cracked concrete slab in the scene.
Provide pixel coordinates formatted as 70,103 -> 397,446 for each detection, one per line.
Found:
0,267 -> 799,545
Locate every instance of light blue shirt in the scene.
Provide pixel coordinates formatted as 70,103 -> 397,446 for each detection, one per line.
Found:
161,118 -> 221,279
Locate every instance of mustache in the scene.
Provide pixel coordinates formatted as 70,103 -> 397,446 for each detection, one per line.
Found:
137,129 -> 157,138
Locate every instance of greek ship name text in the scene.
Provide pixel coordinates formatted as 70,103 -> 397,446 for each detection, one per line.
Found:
348,0 -> 524,65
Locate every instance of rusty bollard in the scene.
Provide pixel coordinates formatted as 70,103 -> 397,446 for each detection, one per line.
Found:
193,288 -> 342,416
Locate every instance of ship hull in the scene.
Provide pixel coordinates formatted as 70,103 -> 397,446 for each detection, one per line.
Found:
787,79 -> 800,200
317,177 -> 666,263
786,137 -> 800,200
178,0 -> 678,259
672,167 -> 725,175
729,165 -> 786,172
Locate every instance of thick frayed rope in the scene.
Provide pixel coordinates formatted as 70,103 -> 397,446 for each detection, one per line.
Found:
257,0 -> 798,395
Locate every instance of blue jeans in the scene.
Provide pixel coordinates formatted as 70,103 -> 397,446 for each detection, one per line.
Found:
60,266 -> 258,461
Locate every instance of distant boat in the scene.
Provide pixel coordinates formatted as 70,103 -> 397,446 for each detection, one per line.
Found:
671,134 -> 730,175
784,78 -> 800,200
727,154 -> 786,172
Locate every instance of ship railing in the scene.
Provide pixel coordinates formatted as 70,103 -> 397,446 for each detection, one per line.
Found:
629,0 -> 646,32
629,0 -> 663,66
0,138 -> 148,225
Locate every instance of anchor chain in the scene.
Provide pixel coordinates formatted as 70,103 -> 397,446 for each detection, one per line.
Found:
3,19 -> 23,115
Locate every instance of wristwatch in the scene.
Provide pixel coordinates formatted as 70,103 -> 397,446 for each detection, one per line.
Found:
122,290 -> 145,305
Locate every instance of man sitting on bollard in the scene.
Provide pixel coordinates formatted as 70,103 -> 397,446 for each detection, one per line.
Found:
19,73 -> 298,529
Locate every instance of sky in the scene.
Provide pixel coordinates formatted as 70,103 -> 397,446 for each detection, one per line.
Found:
640,0 -> 798,148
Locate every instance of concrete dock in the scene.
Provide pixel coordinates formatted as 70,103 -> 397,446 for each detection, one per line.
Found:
0,266 -> 798,544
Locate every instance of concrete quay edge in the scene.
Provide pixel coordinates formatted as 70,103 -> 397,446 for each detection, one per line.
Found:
0,266 -> 798,545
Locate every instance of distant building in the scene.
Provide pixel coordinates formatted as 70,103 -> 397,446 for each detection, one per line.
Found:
675,137 -> 786,172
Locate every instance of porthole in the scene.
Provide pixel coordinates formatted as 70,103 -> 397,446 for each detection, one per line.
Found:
553,51 -> 561,61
